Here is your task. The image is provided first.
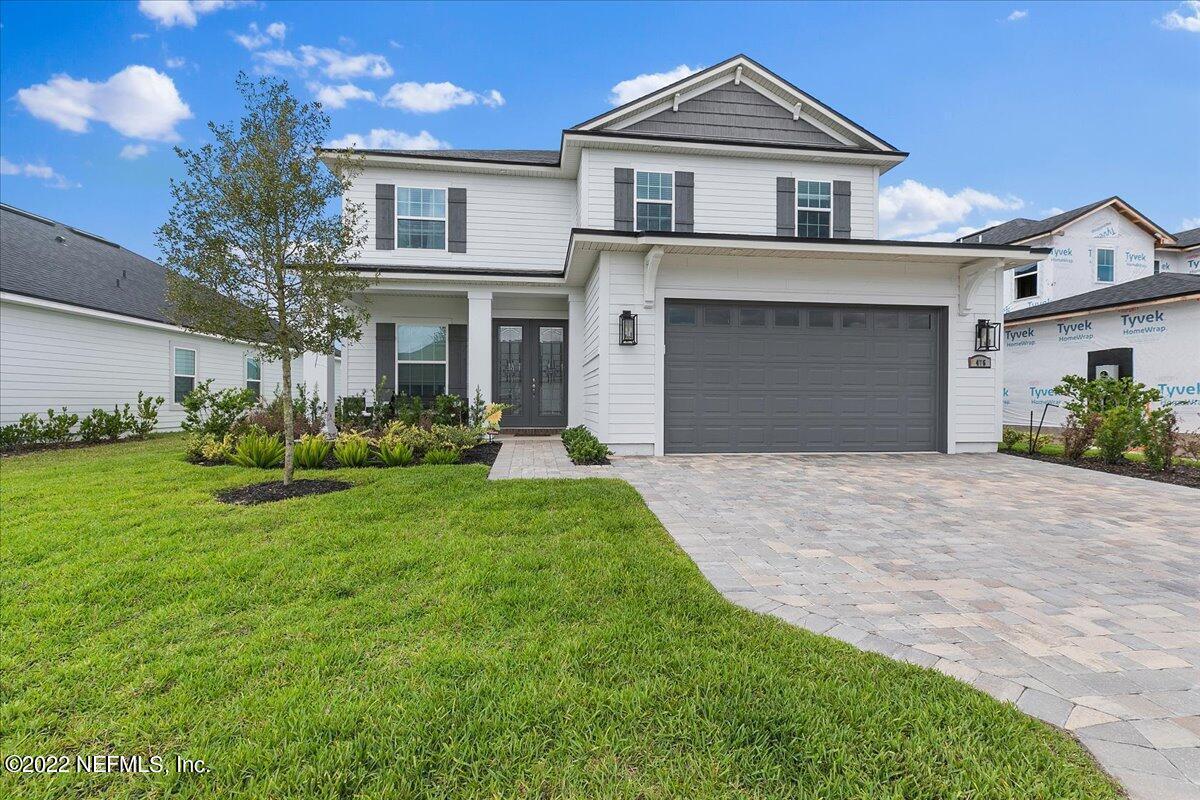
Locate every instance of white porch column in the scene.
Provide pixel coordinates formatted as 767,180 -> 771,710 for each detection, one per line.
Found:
323,350 -> 337,436
467,290 -> 493,404
568,291 -> 585,426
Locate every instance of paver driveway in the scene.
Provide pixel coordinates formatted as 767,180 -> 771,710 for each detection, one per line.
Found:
613,453 -> 1200,800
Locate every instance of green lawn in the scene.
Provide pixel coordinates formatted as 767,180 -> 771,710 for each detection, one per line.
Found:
2,438 -> 1118,799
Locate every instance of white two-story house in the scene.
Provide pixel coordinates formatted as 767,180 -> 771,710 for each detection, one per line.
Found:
322,54 -> 1046,455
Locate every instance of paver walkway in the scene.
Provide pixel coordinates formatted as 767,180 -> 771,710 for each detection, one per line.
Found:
487,435 -> 614,479
492,440 -> 1200,799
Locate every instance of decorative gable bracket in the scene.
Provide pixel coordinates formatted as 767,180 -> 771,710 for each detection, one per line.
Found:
643,246 -> 664,310
958,259 -> 1003,317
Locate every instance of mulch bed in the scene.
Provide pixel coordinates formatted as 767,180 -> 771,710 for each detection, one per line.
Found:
461,441 -> 502,466
216,479 -> 352,505
2,438 -> 146,457
1004,450 -> 1200,489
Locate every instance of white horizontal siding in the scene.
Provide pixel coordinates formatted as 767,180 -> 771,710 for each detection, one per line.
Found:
583,265 -> 603,432
582,149 -> 878,238
0,301 -> 286,430
347,165 -> 575,271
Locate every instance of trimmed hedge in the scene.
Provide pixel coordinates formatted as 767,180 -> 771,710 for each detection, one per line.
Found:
561,425 -> 611,465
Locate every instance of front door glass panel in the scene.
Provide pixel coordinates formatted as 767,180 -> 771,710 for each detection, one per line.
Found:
538,326 -> 565,417
498,325 -> 523,419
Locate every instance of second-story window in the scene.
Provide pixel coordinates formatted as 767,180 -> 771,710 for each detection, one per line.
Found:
1096,248 -> 1115,283
635,171 -> 673,231
796,181 -> 832,238
1014,263 -> 1039,299
396,187 -> 446,249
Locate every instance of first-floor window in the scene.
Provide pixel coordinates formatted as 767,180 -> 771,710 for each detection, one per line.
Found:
1096,248 -> 1115,282
396,324 -> 447,401
796,180 -> 831,238
173,347 -> 196,403
1014,263 -> 1039,299
245,355 -> 261,398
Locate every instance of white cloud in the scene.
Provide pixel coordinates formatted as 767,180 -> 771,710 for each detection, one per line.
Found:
16,65 -> 192,142
0,156 -> 76,189
255,45 -> 392,79
137,0 -> 241,29
1179,216 -> 1200,230
131,33 -> 150,41
233,21 -> 286,50
119,143 -> 150,160
1006,9 -> 1028,22
1040,206 -> 1065,217
165,56 -> 186,69
326,129 -> 450,150
609,64 -> 697,106
381,81 -> 504,113
307,82 -> 376,109
911,221 -> 1009,243
879,179 -> 1024,239
1158,1 -> 1200,32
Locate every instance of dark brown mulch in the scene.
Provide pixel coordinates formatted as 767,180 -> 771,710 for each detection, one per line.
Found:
1004,450 -> 1200,489
216,479 -> 352,505
461,441 -> 502,466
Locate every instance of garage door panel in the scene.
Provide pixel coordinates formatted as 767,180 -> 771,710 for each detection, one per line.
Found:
665,301 -> 943,453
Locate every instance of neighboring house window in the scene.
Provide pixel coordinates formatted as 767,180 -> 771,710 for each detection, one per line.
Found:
396,324 -> 447,401
1096,248 -> 1115,282
796,180 -> 831,238
245,356 -> 261,398
1153,259 -> 1162,274
396,187 -> 446,249
173,347 -> 196,403
635,171 -> 673,231
1014,264 -> 1038,299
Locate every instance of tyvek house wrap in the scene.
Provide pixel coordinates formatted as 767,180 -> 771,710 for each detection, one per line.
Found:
1003,299 -> 1200,433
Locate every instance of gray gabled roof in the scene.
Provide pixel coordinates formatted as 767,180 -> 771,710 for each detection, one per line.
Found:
1168,227 -> 1200,249
1004,273 -> 1200,323
0,203 -> 174,324
958,196 -> 1173,246
325,148 -> 561,166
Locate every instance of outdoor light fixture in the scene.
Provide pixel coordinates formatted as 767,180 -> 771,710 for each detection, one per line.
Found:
975,318 -> 1000,352
618,309 -> 638,346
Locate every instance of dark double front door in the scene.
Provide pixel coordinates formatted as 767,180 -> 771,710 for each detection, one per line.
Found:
494,319 -> 568,428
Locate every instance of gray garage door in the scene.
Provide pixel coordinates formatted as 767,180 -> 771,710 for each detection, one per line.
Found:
664,301 -> 946,453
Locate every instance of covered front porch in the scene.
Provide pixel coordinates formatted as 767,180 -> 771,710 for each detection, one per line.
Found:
341,283 -> 584,431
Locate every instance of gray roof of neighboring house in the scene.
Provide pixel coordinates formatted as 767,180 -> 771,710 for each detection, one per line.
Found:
957,198 -> 1115,245
328,148 -> 562,165
1169,227 -> 1200,249
1004,273 -> 1200,323
0,203 -> 174,324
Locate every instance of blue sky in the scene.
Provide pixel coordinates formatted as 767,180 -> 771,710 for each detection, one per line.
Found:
1,0 -> 1197,258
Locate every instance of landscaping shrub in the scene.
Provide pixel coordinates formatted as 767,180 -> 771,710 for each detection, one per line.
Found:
181,380 -> 259,438
237,392 -> 320,439
422,447 -> 460,465
78,407 -> 125,443
375,437 -> 414,467
230,428 -> 285,469
130,392 -> 164,439
0,424 -> 21,450
202,433 -> 236,463
294,434 -> 332,469
334,431 -> 371,467
1000,427 -> 1022,451
41,408 -> 79,444
16,413 -> 48,445
0,396 -> 162,453
561,425 -> 611,465
1095,406 -> 1141,464
1054,375 -> 1105,460
1142,405 -> 1179,472
432,393 -> 468,425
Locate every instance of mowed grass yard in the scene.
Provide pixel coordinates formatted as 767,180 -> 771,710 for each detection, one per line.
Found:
1,437 -> 1119,799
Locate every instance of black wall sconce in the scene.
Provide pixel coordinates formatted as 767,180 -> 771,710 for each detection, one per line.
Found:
975,318 -> 1000,352
618,309 -> 638,346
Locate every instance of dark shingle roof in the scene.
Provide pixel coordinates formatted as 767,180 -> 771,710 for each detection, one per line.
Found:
1169,227 -> 1200,249
958,199 -> 1114,245
327,148 -> 561,166
1,204 -> 174,324
1005,273 -> 1200,323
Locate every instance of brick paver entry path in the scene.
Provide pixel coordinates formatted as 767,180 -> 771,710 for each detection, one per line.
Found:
612,453 -> 1200,800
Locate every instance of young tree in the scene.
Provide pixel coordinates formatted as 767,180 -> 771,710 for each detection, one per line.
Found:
158,73 -> 368,484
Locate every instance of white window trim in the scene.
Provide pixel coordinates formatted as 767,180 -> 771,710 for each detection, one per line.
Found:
634,170 -> 673,232
395,185 -> 448,252
1013,262 -> 1040,300
173,345 -> 197,405
1095,247 -> 1116,284
795,179 -> 833,238
395,322 -> 449,398
245,354 -> 262,396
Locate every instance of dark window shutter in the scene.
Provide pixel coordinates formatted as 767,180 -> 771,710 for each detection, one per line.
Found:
674,171 -> 694,233
375,184 -> 395,250
776,177 -> 796,237
832,180 -> 852,238
614,168 -> 634,231
448,188 -> 467,253
447,324 -> 468,397
375,322 -> 395,401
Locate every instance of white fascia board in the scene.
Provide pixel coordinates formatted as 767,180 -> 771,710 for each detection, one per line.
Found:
560,132 -> 906,167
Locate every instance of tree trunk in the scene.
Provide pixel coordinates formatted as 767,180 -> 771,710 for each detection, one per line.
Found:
281,350 -> 295,485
